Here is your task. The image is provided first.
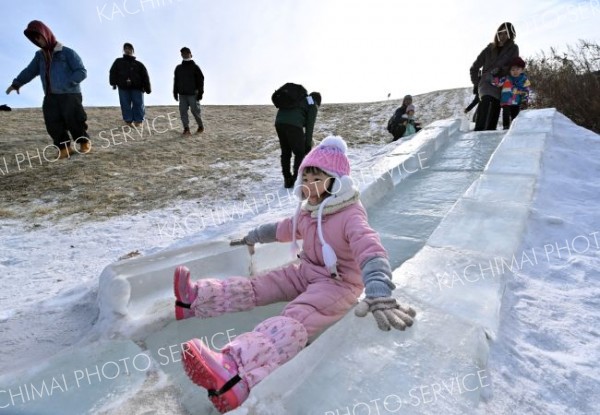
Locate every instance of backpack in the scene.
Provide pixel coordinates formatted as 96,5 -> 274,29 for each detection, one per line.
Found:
271,83 -> 307,109
387,107 -> 406,138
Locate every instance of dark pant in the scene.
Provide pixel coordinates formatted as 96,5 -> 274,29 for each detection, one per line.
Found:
474,95 -> 501,131
305,138 -> 313,155
502,105 -> 521,129
275,123 -> 306,180
42,93 -> 89,149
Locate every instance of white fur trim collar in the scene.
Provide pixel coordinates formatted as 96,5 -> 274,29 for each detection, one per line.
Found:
303,191 -> 360,217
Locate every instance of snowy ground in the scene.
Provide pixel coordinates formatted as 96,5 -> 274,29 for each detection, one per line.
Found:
1,96 -> 599,415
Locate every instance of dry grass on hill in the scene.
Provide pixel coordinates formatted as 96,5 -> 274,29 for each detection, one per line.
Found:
0,88 -> 468,224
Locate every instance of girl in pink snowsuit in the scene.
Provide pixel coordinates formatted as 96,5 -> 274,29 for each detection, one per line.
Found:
173,136 -> 416,413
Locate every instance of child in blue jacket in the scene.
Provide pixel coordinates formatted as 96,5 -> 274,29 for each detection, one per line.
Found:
492,56 -> 531,129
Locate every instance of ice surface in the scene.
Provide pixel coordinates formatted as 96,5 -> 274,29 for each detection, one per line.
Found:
360,123 -> 454,208
366,130 -> 504,276
393,245 -> 508,335
232,295 -> 489,415
496,132 -> 547,151
427,198 -> 530,258
428,122 -> 546,258
485,147 -> 543,176
388,126 -> 445,155
463,174 -> 536,205
0,340 -> 146,415
510,108 -> 556,130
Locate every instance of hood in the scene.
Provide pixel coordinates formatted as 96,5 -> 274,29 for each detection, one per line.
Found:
24,20 -> 57,51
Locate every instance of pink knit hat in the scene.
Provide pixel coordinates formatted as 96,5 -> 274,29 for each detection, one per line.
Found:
298,136 -> 350,178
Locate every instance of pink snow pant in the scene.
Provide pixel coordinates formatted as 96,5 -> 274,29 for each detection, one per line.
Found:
189,263 -> 361,388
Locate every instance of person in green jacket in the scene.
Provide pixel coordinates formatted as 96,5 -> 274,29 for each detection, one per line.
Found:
275,91 -> 321,188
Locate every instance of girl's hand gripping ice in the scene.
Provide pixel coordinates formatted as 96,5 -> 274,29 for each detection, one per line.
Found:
354,297 -> 416,331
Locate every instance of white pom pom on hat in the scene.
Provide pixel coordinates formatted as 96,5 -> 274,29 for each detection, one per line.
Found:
318,135 -> 348,154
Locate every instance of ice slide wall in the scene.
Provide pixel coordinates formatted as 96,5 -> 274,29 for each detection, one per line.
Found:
94,118 -> 464,336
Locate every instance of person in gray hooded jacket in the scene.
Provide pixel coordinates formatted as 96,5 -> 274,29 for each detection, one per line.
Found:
470,22 -> 519,131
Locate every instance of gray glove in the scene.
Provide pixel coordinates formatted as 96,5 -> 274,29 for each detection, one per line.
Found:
355,297 -> 416,331
230,223 -> 278,254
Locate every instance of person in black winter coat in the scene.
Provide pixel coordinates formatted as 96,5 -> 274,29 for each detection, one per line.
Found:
470,22 -> 519,131
274,89 -> 321,188
109,43 -> 151,126
387,94 -> 412,141
173,47 -> 204,136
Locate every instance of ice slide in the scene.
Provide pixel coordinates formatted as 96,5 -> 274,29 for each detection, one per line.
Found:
0,110 -> 554,414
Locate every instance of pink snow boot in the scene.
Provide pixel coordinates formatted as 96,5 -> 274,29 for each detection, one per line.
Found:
173,265 -> 197,320
182,339 -> 250,413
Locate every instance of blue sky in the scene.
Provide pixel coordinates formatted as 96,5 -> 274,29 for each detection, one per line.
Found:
0,0 -> 598,108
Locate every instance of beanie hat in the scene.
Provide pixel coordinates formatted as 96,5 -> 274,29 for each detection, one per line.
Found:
291,136 -> 357,279
297,136 -> 350,180
180,47 -> 191,54
406,104 -> 415,113
509,56 -> 526,69
123,42 -> 134,52
496,22 -> 516,39
309,91 -> 322,106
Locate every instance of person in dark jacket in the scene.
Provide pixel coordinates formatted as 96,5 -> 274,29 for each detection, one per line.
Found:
275,91 -> 321,188
109,42 -> 151,126
6,20 -> 90,159
173,47 -> 204,136
387,94 -> 412,141
470,22 -> 519,131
